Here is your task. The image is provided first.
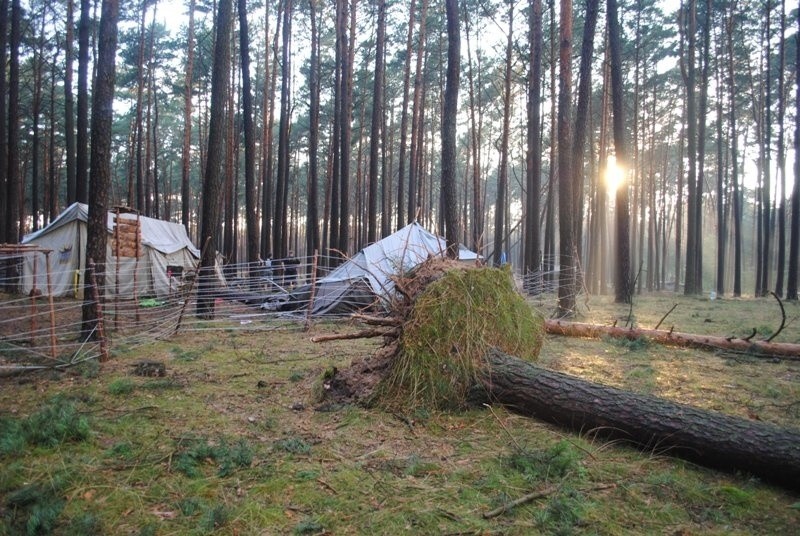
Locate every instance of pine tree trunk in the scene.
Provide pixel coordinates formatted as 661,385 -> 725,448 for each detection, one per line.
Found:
607,0 -> 631,304
570,0 -> 599,265
64,0 -> 76,206
465,10 -> 484,252
681,0 -> 699,295
493,1 -> 514,267
260,8 -> 279,259
5,0 -> 21,244
727,3 -> 742,297
367,0 -> 386,245
556,0 -> 574,315
274,0 -> 292,259
0,0 -> 7,244
759,0 -> 773,297
197,0 -> 232,319
775,0 -> 786,297
81,0 -> 119,335
480,349 -> 800,491
338,0 -> 357,253
238,0 -> 258,266
407,0 -> 428,225
30,10 -> 45,232
181,0 -> 195,237
788,3 -> 800,300
523,0 -> 543,277
441,0 -> 460,255
307,0 -> 321,260
75,0 -> 90,204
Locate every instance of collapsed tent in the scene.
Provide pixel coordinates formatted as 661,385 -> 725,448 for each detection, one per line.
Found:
21,202 -> 206,298
280,222 -> 479,316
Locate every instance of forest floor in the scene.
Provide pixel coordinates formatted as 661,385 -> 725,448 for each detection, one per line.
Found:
1,292 -> 799,534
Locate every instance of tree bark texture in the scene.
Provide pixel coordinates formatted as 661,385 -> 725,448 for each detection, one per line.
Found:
607,0 -> 631,304
64,0 -> 77,206
181,0 -> 196,238
367,0 -> 386,245
5,0 -> 20,244
682,0 -> 699,295
76,0 -> 90,204
407,0 -> 428,225
493,1 -> 514,266
0,0 -> 8,244
480,349 -> 800,491
81,0 -> 119,335
726,3 -> 743,297
523,0 -> 543,277
238,0 -> 259,266
788,3 -> 800,301
441,0 -> 460,256
274,0 -> 292,258
556,0 -> 575,315
570,0 -> 599,261
197,0 -> 232,318
307,0 -> 321,259
544,319 -> 800,360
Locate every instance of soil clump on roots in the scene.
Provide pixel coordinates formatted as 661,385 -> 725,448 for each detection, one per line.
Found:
317,258 -> 545,410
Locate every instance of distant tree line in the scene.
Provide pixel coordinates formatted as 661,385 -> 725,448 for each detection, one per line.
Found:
0,0 -> 798,312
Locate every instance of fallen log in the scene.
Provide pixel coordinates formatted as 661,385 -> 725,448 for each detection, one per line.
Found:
480,348 -> 800,492
544,319 -> 800,360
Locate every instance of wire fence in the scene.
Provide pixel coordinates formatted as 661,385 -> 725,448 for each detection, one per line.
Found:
0,250 -> 582,374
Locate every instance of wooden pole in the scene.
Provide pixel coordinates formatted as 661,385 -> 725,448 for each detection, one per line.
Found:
88,259 -> 109,362
304,250 -> 319,331
44,251 -> 57,359
114,208 -> 120,329
134,213 -> 141,323
30,254 -> 38,346
173,236 -> 211,335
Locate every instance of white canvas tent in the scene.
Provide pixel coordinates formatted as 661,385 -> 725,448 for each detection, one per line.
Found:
308,222 -> 479,315
21,202 -> 202,298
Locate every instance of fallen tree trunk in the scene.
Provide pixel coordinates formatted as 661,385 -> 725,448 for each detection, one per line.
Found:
544,319 -> 800,360
480,348 -> 800,492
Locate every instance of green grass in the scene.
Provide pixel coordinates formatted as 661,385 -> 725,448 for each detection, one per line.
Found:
108,377 -> 136,395
0,294 -> 798,534
0,396 -> 90,455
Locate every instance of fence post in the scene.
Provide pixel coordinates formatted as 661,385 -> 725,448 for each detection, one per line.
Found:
304,250 -> 319,332
44,251 -> 57,359
88,259 -> 109,362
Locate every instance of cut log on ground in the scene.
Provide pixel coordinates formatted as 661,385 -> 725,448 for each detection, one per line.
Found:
480,348 -> 800,492
544,319 -> 800,360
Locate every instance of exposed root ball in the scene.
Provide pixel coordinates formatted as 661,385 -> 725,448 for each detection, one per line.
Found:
375,263 -> 544,411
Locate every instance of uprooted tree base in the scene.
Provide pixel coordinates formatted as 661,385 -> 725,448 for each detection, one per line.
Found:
314,259 -> 800,492
315,258 -> 545,410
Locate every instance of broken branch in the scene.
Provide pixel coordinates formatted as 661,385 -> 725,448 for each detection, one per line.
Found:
310,328 -> 398,343
767,292 -> 786,343
654,303 -> 678,331
482,483 -> 617,519
350,313 -> 403,327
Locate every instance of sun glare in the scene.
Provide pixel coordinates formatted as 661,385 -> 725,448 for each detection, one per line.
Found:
606,155 -> 625,193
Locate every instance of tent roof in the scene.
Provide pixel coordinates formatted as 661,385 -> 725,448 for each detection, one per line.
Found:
22,202 -> 199,257
319,222 -> 478,298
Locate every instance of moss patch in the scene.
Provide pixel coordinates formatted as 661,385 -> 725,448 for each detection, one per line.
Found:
377,266 -> 544,410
